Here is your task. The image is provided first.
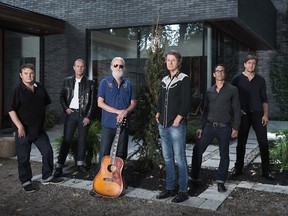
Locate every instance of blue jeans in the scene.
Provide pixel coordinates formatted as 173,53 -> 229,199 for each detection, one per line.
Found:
190,123 -> 231,182
15,131 -> 54,186
158,121 -> 188,192
57,112 -> 89,167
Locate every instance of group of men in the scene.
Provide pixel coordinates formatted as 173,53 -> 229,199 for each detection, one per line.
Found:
155,52 -> 273,203
8,51 -> 273,204
8,57 -> 135,193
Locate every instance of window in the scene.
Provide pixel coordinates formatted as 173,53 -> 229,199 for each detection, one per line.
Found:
2,31 -> 40,127
89,22 -> 204,94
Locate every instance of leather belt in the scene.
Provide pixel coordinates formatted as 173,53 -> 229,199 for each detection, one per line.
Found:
207,121 -> 230,127
71,108 -> 79,112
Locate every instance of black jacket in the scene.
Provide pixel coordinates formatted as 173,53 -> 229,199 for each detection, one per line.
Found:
157,72 -> 191,128
60,75 -> 96,120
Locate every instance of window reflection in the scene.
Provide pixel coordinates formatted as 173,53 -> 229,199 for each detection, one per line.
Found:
90,22 -> 204,93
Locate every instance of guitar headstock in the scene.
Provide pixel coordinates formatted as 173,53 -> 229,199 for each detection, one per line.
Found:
117,118 -> 126,127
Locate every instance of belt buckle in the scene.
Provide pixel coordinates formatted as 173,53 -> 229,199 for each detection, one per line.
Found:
213,122 -> 217,127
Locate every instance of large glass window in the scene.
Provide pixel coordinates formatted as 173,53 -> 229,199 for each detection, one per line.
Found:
89,23 -> 204,94
212,29 -> 250,83
2,31 -> 40,127
89,22 -> 250,105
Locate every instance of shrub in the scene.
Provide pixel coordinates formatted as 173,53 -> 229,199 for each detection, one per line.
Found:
45,108 -> 56,129
270,129 -> 288,172
53,120 -> 101,168
186,121 -> 198,144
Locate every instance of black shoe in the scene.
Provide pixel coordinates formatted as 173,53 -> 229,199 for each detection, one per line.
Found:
54,168 -> 63,178
217,183 -> 227,193
156,189 -> 178,199
89,189 -> 97,196
171,192 -> 189,203
77,165 -> 86,173
231,170 -> 242,178
42,177 -> 64,185
262,173 -> 275,180
23,184 -> 36,193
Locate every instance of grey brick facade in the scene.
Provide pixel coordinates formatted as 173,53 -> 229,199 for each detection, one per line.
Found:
0,0 -> 287,120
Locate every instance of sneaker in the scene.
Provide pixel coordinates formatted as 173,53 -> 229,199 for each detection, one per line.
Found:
42,177 -> 64,185
171,192 -> 189,203
53,168 -> 63,178
23,184 -> 36,193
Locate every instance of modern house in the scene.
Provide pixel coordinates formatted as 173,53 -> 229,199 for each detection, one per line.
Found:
0,0 -> 287,129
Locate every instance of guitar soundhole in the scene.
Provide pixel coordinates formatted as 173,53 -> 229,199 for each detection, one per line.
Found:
108,164 -> 116,172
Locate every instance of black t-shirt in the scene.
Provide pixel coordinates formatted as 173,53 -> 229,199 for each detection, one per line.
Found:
231,73 -> 268,112
8,81 -> 51,137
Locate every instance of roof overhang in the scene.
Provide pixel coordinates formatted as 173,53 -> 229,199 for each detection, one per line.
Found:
0,3 -> 65,35
207,19 -> 275,50
206,0 -> 276,51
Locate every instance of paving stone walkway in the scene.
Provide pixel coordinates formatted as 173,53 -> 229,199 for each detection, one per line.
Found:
28,121 -> 288,211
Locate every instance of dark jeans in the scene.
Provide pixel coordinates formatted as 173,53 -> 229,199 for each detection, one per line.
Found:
190,123 -> 231,182
235,111 -> 270,174
15,131 -> 53,186
57,112 -> 89,167
98,125 -> 129,166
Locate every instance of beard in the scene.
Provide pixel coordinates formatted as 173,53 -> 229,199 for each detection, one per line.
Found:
112,69 -> 123,78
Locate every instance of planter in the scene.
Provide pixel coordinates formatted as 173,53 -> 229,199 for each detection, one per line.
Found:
0,136 -> 16,158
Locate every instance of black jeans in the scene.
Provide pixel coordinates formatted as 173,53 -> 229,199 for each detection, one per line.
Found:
97,125 -> 129,173
15,131 -> 53,186
235,111 -> 270,174
57,112 -> 89,167
190,123 -> 231,182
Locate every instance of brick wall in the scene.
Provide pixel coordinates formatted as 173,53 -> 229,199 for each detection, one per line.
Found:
0,0 -> 287,120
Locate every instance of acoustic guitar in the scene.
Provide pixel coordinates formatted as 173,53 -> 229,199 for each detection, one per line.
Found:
93,120 -> 125,198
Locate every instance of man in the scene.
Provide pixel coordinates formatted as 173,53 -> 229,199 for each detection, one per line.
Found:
54,59 -> 96,177
189,64 -> 241,192
155,50 -> 191,203
231,55 -> 274,180
8,63 -> 63,192
97,56 -> 136,178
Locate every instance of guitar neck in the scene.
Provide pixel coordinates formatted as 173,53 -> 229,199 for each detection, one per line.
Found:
110,126 -> 121,164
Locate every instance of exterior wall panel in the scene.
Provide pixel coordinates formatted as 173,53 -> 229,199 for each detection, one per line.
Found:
0,0 -> 284,120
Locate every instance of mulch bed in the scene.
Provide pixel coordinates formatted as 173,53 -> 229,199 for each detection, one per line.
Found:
62,159 -> 288,197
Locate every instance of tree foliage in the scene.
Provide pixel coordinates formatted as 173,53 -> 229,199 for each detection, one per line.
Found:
270,129 -> 288,172
129,43 -> 165,172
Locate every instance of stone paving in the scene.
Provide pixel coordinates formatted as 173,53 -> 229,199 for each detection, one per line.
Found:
28,121 -> 288,211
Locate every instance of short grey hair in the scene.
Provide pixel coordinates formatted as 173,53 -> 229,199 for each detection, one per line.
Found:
111,57 -> 125,66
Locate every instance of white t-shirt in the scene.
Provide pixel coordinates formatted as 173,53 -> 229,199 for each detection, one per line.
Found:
69,78 -> 81,109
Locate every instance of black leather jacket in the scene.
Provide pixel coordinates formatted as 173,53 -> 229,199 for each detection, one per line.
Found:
60,75 -> 96,120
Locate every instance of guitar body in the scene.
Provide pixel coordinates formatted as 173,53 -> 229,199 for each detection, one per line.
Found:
93,155 -> 124,198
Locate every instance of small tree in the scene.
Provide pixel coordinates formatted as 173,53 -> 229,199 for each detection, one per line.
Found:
129,14 -> 165,172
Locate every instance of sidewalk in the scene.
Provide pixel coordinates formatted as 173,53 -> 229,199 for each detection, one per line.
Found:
28,121 -> 288,211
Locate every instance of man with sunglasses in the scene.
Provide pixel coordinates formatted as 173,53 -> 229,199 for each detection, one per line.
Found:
96,57 -> 136,187
54,59 -> 96,177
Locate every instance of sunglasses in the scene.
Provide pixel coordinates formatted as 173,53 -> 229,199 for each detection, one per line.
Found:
113,64 -> 124,69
